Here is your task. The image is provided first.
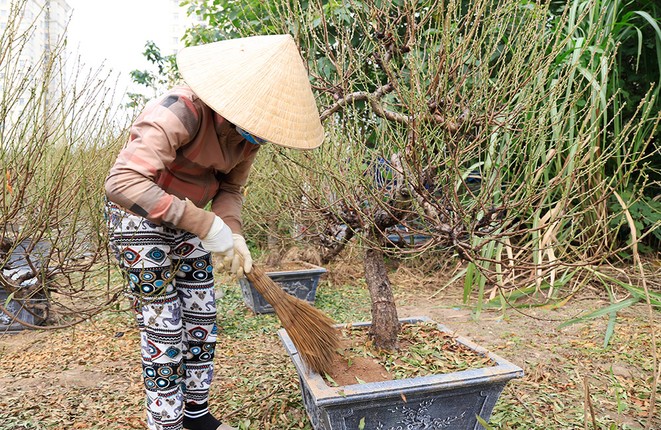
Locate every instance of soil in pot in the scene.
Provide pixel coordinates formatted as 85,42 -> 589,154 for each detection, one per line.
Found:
325,321 -> 496,387
261,261 -> 318,272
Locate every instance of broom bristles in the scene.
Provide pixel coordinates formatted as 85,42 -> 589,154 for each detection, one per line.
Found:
246,265 -> 339,375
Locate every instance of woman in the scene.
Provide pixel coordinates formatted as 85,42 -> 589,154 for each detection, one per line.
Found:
105,34 -> 323,430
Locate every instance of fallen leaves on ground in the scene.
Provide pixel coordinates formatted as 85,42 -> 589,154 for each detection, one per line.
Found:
0,262 -> 659,430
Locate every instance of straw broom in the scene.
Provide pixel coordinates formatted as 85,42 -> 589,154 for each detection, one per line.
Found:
246,264 -> 339,375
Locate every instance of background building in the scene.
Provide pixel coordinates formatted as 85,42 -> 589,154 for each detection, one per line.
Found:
2,0 -> 204,123
169,0 -> 190,54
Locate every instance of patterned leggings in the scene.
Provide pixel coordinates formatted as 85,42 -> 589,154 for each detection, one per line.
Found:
107,203 -> 217,430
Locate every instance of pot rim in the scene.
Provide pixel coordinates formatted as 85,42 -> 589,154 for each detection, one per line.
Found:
278,316 -> 524,405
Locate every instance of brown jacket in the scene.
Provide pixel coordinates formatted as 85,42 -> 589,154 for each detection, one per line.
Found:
105,85 -> 259,238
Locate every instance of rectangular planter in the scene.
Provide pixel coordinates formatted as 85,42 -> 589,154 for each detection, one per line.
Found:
0,290 -> 47,332
239,262 -> 326,314
1,238 -> 50,332
279,316 -> 524,430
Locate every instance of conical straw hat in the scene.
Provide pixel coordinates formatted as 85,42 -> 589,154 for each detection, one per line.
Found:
177,34 -> 324,150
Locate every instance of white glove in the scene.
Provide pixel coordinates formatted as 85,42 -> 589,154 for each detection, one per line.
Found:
200,216 -> 234,256
230,234 -> 252,277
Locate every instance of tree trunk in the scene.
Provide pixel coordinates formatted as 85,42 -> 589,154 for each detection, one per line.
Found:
363,246 -> 399,351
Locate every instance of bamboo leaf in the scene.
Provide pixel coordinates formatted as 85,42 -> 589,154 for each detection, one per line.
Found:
604,310 -> 617,348
634,11 -> 661,42
463,263 -> 475,304
586,268 -> 661,307
324,373 -> 339,387
429,267 -> 467,299
476,414 -> 495,429
558,297 -> 641,329
4,292 -> 15,308
615,282 -> 661,307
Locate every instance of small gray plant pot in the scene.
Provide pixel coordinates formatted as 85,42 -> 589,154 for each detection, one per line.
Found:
239,262 -> 327,314
278,316 -> 524,430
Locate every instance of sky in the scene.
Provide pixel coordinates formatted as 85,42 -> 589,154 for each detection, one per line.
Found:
65,0 -> 177,102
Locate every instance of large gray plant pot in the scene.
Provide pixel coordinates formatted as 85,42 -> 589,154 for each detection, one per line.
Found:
0,290 -> 47,332
278,317 -> 523,430
1,238 -> 50,332
239,262 -> 326,314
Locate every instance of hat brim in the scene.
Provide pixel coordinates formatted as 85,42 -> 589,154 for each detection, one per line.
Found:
177,35 -> 324,150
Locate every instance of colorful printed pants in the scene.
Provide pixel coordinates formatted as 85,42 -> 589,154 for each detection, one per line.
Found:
107,203 -> 217,430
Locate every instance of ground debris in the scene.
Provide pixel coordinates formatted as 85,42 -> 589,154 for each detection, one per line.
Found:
0,272 -> 658,429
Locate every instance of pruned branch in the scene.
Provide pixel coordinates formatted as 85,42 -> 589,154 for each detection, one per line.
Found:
319,83 -> 399,122
319,81 -> 476,131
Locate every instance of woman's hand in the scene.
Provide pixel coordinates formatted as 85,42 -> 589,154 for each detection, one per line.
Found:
230,234 -> 252,277
200,216 -> 234,257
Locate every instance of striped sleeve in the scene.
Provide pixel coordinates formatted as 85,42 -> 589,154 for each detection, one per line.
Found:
105,91 -> 215,237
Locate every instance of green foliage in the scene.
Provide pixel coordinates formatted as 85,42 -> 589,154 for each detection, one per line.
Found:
215,282 -> 282,339
556,265 -> 660,349
300,1 -> 653,262
609,189 -> 661,253
547,0 -> 661,196
174,0 -> 660,316
127,41 -> 180,109
180,0 -> 283,43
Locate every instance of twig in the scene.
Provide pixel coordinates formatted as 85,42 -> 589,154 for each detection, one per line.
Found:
510,386 -> 537,425
612,191 -> 659,430
583,375 -> 597,430
221,385 -> 283,419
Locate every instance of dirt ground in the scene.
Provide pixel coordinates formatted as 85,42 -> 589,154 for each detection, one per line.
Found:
390,269 -> 661,430
0,258 -> 659,429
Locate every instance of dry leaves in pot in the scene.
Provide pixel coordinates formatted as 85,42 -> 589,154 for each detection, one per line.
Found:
325,321 -> 496,387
